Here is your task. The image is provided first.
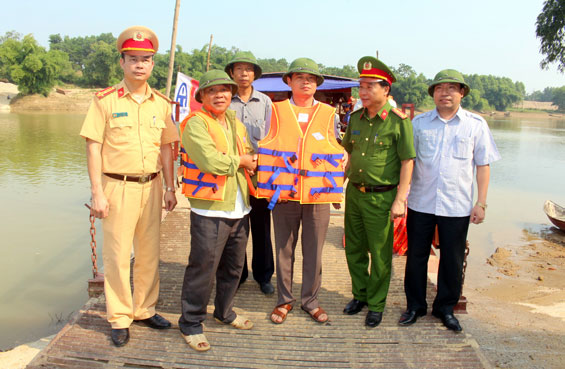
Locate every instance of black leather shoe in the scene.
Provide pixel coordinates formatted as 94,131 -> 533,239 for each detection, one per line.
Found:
432,311 -> 462,332
365,311 -> 383,328
343,299 -> 367,315
398,309 -> 427,326
111,328 -> 129,347
135,313 -> 171,329
259,281 -> 275,295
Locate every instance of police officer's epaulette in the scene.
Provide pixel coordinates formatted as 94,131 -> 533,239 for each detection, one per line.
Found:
152,88 -> 172,103
95,86 -> 115,99
391,107 -> 408,119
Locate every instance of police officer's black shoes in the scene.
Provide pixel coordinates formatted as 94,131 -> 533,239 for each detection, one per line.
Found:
259,281 -> 275,295
365,311 -> 383,328
343,299 -> 367,315
111,328 -> 129,347
135,313 -> 171,329
398,309 -> 427,326
432,311 -> 462,332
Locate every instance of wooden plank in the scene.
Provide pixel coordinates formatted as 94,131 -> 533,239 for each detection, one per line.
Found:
27,209 -> 492,369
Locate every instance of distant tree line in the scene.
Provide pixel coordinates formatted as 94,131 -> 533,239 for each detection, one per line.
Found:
526,87 -> 565,110
1,30 -> 529,111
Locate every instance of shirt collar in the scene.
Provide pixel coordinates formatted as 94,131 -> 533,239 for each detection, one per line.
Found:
116,80 -> 153,100
432,105 -> 463,123
233,87 -> 260,103
290,96 -> 318,106
360,101 -> 391,121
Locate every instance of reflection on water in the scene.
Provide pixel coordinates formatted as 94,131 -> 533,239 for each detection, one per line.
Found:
0,113 -> 103,349
466,116 -> 565,278
0,112 -> 564,349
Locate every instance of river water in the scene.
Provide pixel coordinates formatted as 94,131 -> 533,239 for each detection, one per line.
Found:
0,112 -> 564,350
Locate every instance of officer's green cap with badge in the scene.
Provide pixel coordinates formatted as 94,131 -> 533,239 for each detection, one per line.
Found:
283,57 -> 324,86
428,69 -> 470,97
225,51 -> 262,80
357,56 -> 396,85
195,70 -> 238,103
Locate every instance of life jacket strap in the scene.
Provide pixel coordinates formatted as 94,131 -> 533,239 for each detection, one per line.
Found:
310,186 -> 344,197
181,177 -> 219,195
311,153 -> 344,168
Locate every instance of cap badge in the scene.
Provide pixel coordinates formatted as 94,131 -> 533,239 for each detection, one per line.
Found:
363,61 -> 372,71
133,32 -> 145,41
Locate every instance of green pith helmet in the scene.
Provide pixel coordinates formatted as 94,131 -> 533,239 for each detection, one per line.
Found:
428,69 -> 470,97
195,70 -> 238,103
283,57 -> 324,86
357,56 -> 396,84
224,51 -> 263,80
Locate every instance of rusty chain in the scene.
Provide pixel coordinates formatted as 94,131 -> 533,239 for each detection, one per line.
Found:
460,240 -> 470,296
84,203 -> 99,279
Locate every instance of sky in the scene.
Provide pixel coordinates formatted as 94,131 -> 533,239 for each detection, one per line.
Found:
2,0 -> 564,93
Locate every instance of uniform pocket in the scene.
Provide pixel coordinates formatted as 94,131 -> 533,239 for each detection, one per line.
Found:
370,137 -> 392,164
108,119 -> 135,143
453,136 -> 471,159
250,120 -> 266,141
417,132 -> 437,159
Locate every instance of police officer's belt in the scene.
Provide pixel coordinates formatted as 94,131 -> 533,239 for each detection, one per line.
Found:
351,183 -> 396,193
104,172 -> 159,183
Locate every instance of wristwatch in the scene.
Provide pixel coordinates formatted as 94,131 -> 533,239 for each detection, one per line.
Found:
166,186 -> 175,193
476,202 -> 487,210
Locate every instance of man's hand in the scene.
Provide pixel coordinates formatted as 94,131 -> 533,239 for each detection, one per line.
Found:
164,190 -> 177,212
91,191 -> 109,219
390,199 -> 406,221
470,205 -> 485,224
239,154 -> 257,171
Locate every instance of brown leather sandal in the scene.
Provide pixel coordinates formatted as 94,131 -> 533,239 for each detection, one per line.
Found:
270,304 -> 293,324
302,306 -> 329,323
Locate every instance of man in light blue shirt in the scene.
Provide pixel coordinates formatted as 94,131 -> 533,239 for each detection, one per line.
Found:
225,51 -> 275,295
398,69 -> 500,332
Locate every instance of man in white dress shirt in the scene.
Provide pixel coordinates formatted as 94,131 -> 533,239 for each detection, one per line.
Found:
398,69 -> 501,332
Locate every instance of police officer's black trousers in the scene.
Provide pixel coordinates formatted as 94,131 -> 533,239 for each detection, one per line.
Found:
404,208 -> 470,316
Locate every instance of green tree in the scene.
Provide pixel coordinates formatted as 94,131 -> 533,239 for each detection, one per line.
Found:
319,64 -> 358,78
82,40 -> 120,87
390,64 -> 429,108
49,33 -> 117,85
258,58 -> 289,73
536,0 -> 565,72
0,33 -> 66,95
550,86 -> 565,109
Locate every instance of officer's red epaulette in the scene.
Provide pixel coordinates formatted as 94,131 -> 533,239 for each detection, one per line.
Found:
152,88 -> 172,103
391,107 -> 408,119
95,86 -> 115,99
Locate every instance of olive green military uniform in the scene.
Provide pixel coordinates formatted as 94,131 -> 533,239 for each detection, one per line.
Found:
342,102 -> 415,312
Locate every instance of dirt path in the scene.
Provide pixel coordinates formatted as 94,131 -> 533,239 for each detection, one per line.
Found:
463,230 -> 565,368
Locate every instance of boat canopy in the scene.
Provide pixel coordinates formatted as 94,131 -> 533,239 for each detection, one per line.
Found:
253,72 -> 359,92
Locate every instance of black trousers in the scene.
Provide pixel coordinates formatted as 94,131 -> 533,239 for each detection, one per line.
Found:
240,196 -> 274,284
404,208 -> 470,315
179,212 -> 249,335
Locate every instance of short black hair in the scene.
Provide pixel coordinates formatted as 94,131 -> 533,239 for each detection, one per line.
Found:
378,80 -> 391,96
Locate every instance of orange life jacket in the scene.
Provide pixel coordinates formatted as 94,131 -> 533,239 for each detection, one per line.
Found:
179,110 -> 255,201
256,100 -> 344,209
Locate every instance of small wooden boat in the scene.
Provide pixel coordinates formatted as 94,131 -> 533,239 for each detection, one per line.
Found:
544,200 -> 565,231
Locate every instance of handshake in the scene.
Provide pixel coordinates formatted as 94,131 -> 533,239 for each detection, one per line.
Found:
240,154 -> 258,176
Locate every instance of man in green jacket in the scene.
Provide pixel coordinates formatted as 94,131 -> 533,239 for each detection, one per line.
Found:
178,70 -> 257,352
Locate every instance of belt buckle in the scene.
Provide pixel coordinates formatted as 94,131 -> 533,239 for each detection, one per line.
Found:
359,185 -> 366,193
138,174 -> 150,183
